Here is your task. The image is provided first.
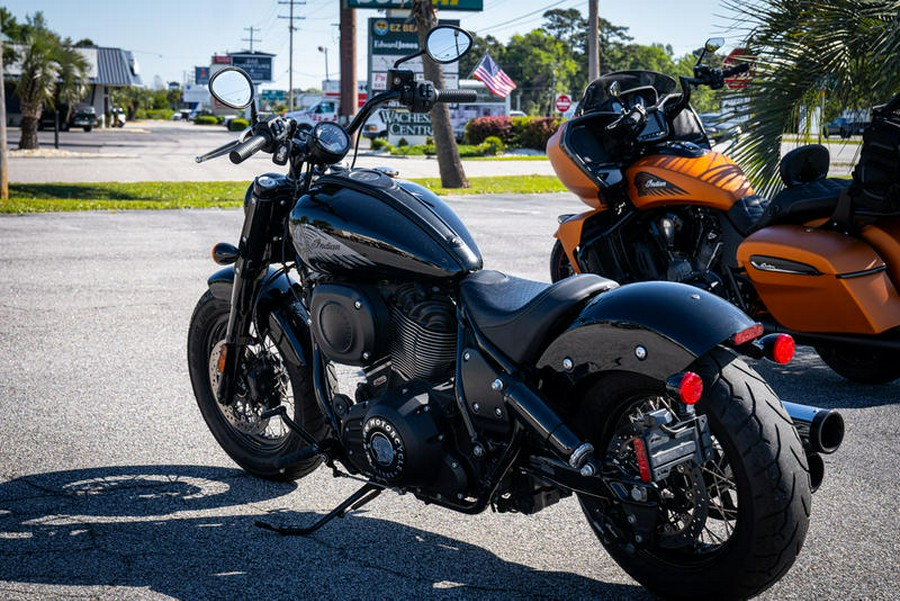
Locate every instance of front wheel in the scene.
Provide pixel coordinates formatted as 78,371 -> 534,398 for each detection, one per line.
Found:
187,290 -> 326,480
575,348 -> 811,600
550,239 -> 576,282
815,344 -> 900,384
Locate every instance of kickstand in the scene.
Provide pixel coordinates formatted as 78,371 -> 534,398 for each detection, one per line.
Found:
254,482 -> 383,536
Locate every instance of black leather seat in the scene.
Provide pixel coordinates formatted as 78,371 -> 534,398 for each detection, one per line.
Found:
753,178 -> 851,230
459,270 -> 619,364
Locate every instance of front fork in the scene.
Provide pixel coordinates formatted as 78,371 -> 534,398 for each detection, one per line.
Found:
216,192 -> 291,406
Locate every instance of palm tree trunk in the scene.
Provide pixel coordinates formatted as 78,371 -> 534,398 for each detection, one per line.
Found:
19,103 -> 41,150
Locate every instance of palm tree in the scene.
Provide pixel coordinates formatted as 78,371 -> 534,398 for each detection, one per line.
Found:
722,0 -> 900,195
14,13 -> 88,150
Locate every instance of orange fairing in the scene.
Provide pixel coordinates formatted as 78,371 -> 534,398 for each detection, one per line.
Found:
547,123 -> 606,208
556,207 -> 605,273
737,225 -> 900,335
626,152 -> 754,211
861,217 -> 900,291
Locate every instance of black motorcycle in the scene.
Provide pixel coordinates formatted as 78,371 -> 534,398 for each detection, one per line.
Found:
187,26 -> 843,600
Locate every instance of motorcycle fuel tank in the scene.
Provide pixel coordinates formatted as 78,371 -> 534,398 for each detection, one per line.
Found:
626,150 -> 754,211
290,168 -> 483,280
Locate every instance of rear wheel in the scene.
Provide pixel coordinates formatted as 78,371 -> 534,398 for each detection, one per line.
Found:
187,290 -> 326,480
815,344 -> 900,384
575,348 -> 811,600
550,239 -> 576,282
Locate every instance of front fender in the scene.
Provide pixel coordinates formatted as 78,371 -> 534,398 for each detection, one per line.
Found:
207,266 -> 311,367
536,281 -> 756,383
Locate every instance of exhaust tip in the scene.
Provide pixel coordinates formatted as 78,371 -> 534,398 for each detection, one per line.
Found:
812,410 -> 845,455
807,452 -> 824,493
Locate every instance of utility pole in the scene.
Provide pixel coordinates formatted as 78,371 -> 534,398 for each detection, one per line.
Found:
278,1 -> 305,112
0,22 -> 8,199
242,26 -> 262,52
588,0 -> 599,81
339,5 -> 357,122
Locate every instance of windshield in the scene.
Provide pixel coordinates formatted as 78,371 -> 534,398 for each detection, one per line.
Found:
577,70 -> 678,115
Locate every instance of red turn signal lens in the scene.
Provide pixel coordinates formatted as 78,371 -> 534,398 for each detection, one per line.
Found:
667,371 -> 704,405
763,333 -> 795,365
632,438 -> 652,483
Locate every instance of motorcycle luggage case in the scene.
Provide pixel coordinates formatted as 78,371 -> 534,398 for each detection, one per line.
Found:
737,224 -> 900,334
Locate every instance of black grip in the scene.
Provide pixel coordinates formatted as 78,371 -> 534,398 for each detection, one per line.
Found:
723,62 -> 751,78
229,133 -> 268,164
434,89 -> 477,104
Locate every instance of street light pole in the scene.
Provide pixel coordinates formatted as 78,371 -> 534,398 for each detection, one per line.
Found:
318,46 -> 329,83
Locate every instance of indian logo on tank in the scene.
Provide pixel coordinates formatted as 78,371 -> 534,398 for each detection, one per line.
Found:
634,172 -> 688,197
295,224 -> 375,269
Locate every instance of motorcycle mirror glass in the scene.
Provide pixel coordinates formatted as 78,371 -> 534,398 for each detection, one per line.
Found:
705,37 -> 725,53
608,80 -> 621,99
425,26 -> 473,64
209,67 -> 254,109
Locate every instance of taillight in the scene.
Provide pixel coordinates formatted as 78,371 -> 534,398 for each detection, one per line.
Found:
666,371 -> 703,405
762,333 -> 795,365
733,323 -> 764,346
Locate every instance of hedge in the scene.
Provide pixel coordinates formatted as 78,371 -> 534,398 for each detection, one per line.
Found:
228,118 -> 249,131
465,116 -> 562,151
194,115 -> 219,125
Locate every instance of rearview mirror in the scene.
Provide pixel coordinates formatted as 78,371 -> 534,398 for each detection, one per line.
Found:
705,37 -> 725,53
209,67 -> 254,109
425,26 -> 473,64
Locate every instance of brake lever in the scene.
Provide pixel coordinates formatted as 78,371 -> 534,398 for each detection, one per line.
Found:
195,139 -> 242,164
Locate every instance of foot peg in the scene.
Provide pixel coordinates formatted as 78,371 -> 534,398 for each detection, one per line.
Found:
255,482 -> 383,536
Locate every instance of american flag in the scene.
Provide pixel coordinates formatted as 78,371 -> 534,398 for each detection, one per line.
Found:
472,53 -> 517,98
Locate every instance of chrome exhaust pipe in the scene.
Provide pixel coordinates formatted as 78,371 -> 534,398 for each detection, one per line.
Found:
782,401 -> 845,455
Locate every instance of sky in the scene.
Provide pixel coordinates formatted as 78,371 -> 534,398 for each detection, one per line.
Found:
4,0 -> 734,91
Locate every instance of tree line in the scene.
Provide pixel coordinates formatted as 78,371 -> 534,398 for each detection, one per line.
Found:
458,8 -> 722,115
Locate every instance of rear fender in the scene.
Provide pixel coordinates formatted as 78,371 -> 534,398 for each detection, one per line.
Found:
207,266 -> 311,367
536,281 -> 756,386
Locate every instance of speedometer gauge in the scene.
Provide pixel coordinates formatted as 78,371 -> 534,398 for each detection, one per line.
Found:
311,122 -> 351,164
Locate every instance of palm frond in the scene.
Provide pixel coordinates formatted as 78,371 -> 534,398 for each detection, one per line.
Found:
720,0 -> 900,196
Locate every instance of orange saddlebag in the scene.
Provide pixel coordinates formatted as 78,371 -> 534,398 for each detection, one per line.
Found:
737,225 -> 900,334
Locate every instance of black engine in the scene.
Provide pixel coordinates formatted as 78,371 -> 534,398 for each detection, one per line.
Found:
310,281 -> 468,496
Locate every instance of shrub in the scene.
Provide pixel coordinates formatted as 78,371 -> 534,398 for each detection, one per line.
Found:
464,116 -> 515,145
134,109 -> 147,120
228,118 -> 249,131
518,117 -> 562,150
482,136 -> 505,155
145,109 -> 174,120
370,137 -> 390,151
396,137 -> 409,147
194,115 -> 219,125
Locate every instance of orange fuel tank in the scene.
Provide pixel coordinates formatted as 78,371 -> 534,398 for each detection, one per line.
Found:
625,151 -> 754,211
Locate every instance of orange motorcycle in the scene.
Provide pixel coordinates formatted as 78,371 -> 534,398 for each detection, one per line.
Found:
548,40 -> 900,383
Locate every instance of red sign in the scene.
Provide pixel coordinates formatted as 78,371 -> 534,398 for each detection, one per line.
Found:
555,94 -> 572,113
724,48 -> 754,90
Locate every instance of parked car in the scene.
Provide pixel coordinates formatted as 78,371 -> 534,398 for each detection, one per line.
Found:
70,105 -> 98,132
823,117 -> 866,139
699,112 -> 742,142
37,104 -> 98,132
361,109 -> 388,140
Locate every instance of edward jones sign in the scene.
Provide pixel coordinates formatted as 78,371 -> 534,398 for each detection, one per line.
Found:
347,0 -> 483,10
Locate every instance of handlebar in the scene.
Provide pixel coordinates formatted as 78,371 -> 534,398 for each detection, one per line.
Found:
229,132 -> 269,164
434,88 -> 477,104
723,62 -> 750,79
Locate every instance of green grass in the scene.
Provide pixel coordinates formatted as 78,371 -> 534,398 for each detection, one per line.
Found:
1,176 -> 567,213
464,155 -> 548,161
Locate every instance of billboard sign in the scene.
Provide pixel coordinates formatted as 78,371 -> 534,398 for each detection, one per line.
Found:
348,0 -> 482,10
230,53 -> 273,83
195,66 -> 210,85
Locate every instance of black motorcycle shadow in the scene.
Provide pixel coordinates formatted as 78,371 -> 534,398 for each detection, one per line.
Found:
0,465 -> 650,601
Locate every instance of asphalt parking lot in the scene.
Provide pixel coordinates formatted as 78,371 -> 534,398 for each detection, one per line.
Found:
0,192 -> 898,600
